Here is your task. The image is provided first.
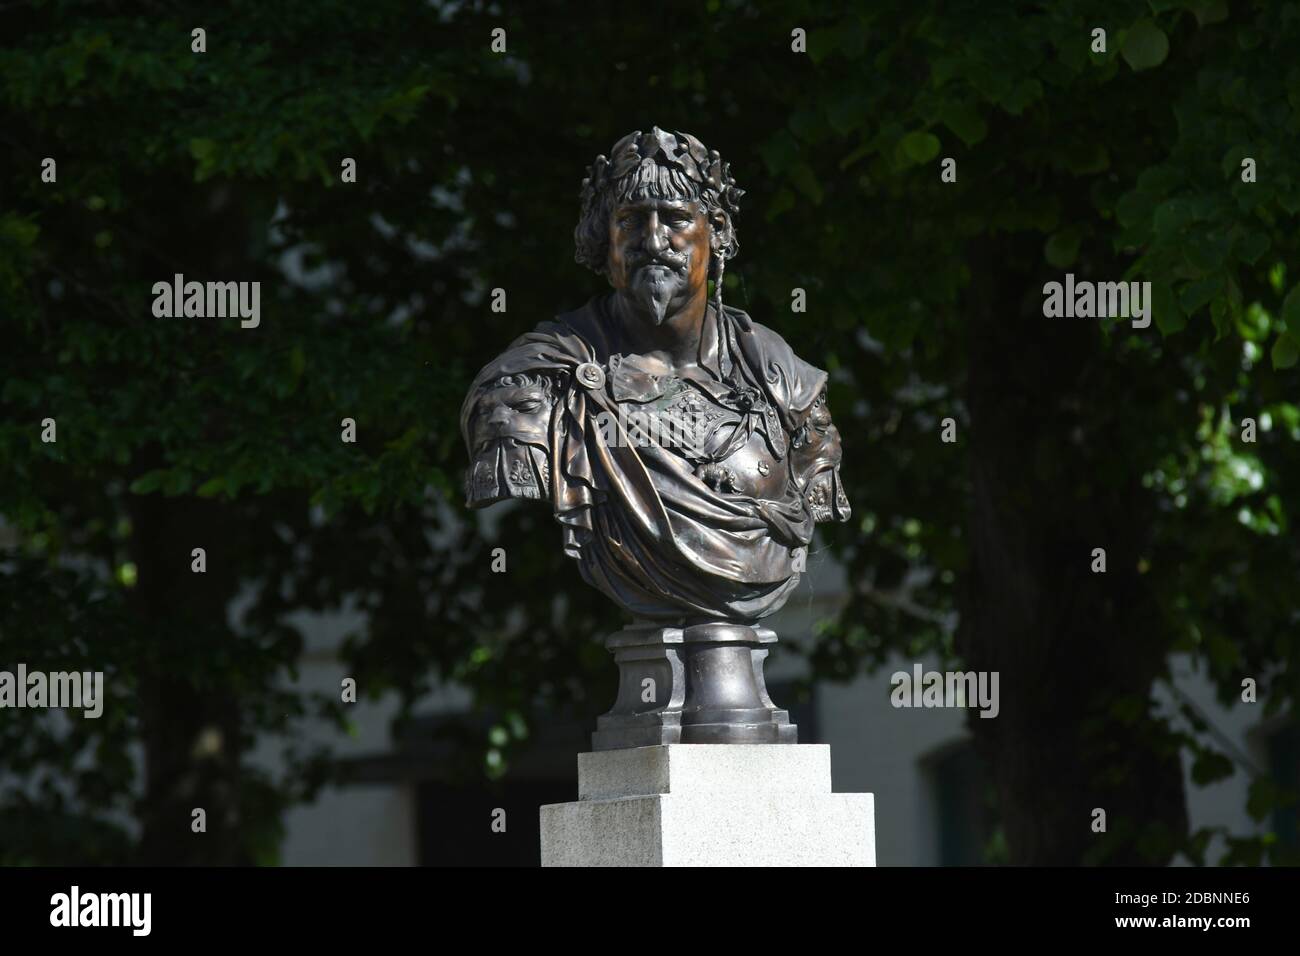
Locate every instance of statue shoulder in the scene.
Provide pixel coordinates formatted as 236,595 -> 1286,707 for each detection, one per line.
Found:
746,318 -> 826,374
730,310 -> 828,419
465,304 -> 604,393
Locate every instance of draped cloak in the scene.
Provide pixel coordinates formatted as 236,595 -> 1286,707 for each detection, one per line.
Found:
460,294 -> 849,623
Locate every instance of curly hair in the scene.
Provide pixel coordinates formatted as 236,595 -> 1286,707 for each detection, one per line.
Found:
574,155 -> 741,279
481,371 -> 560,399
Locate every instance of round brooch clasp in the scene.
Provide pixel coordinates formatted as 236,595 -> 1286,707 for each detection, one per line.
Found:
576,362 -> 606,390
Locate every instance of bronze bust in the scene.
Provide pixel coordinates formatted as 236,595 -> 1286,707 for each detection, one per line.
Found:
461,128 -> 849,747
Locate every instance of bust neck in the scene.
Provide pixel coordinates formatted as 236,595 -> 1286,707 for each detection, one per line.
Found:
608,286 -> 716,376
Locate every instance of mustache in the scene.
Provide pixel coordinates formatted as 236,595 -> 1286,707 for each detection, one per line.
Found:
630,250 -> 689,275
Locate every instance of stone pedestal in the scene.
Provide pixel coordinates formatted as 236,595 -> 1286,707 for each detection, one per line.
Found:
540,744 -> 875,866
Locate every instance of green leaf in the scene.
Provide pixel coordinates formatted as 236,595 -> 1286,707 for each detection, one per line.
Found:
1192,0 -> 1229,26
806,27 -> 837,65
1116,190 -> 1155,229
1271,263 -> 1288,295
1221,144 -> 1253,180
1122,20 -> 1169,72
1044,228 -> 1081,268
1153,198 -> 1196,237
128,471 -> 166,495
1246,778 -> 1281,822
789,162 -> 824,205
1283,283 -> 1300,327
940,104 -> 987,147
1190,750 -> 1234,786
1234,231 -> 1269,265
196,477 -> 225,498
188,137 -> 219,182
1205,630 -> 1242,669
998,78 -> 1043,115
1210,298 -> 1232,340
759,131 -> 800,175
1152,282 -> 1186,336
1179,276 -> 1221,315
900,131 -> 941,164
838,142 -> 871,171
827,93 -> 866,136
765,187 -> 795,221
1272,332 -> 1300,370
0,213 -> 40,247
161,470 -> 193,496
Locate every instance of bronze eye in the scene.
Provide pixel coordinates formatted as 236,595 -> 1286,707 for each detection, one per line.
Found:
512,399 -> 544,413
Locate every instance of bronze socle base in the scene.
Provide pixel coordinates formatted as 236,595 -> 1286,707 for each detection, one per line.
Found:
591,621 -> 797,750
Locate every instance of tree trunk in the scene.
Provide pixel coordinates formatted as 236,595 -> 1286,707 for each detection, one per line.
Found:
130,494 -> 248,865
128,186 -> 256,864
956,234 -> 1188,864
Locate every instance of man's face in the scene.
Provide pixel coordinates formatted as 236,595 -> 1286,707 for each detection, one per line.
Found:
470,383 -> 551,452
606,196 -> 714,325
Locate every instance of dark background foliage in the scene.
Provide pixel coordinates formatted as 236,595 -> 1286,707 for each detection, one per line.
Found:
1,0 -> 1297,865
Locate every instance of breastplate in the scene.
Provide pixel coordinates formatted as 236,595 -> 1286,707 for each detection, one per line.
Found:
641,376 -> 790,501
697,429 -> 789,500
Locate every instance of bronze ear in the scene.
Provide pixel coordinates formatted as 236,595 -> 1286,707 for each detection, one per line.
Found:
710,211 -> 731,249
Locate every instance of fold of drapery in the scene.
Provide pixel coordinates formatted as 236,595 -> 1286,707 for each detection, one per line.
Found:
460,294 -> 849,621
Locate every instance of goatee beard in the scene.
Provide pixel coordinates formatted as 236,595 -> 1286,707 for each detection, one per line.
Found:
632,265 -> 678,325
